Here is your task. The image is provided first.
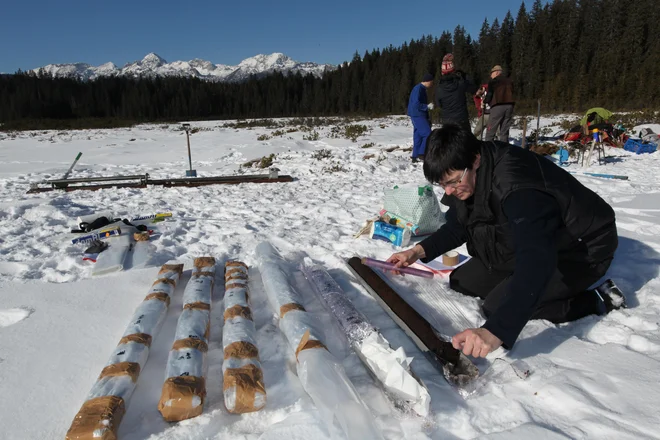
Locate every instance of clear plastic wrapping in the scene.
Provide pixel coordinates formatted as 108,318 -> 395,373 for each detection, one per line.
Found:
297,348 -> 384,440
381,270 -> 475,337
355,333 -> 430,417
222,260 -> 266,414
182,276 -> 214,305
415,278 -> 474,334
256,241 -> 384,440
254,244 -> 324,347
164,348 -> 207,378
222,357 -> 261,372
105,341 -> 149,370
226,278 -> 247,286
226,265 -> 248,277
255,242 -> 303,310
173,308 -> 210,343
224,388 -> 267,413
122,299 -> 168,338
302,259 -> 430,417
66,263 -> 184,440
224,287 -> 249,309
301,259 -> 376,345
87,375 -> 135,401
158,267 -> 185,282
222,316 -> 258,348
278,309 -> 324,347
158,258 -> 215,422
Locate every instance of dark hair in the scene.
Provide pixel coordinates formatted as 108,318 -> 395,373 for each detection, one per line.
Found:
423,124 -> 481,184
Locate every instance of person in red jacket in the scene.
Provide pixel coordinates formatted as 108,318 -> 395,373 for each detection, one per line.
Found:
473,84 -> 490,140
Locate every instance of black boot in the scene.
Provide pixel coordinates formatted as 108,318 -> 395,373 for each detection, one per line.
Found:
594,279 -> 627,312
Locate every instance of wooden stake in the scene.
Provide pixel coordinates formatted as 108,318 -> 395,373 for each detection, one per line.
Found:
536,99 -> 541,147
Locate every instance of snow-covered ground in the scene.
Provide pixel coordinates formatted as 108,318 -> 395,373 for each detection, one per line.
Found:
1,116 -> 659,439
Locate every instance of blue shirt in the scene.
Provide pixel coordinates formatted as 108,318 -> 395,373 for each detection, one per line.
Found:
407,83 -> 430,117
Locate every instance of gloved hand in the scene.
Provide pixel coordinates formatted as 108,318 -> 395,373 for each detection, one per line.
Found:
427,103 -> 435,111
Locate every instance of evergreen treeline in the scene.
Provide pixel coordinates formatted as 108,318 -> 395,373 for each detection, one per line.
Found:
1,0 -> 659,129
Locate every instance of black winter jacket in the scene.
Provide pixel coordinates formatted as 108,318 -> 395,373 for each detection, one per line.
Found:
419,142 -> 618,346
439,142 -> 616,269
435,71 -> 477,127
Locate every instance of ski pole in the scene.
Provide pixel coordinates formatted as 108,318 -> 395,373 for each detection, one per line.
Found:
62,152 -> 82,180
568,171 -> 629,180
361,257 -> 434,279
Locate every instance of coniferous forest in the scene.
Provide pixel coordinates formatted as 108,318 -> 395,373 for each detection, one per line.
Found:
1,0 -> 659,129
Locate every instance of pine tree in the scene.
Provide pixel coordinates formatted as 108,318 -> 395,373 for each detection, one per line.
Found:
499,11 -> 515,72
511,2 -> 531,104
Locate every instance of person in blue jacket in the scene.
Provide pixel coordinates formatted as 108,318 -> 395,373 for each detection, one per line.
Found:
407,73 -> 434,162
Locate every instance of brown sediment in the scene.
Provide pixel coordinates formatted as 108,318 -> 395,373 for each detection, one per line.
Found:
158,376 -> 206,422
152,278 -> 176,287
224,305 -> 253,321
225,267 -> 248,281
279,302 -> 305,318
194,257 -> 216,269
159,264 -> 184,276
118,333 -> 152,347
98,362 -> 141,383
172,337 -> 209,353
294,329 -> 327,359
65,396 -> 125,440
183,302 -> 211,311
144,292 -> 171,306
223,364 -> 266,414
225,261 -> 248,270
224,341 -> 259,360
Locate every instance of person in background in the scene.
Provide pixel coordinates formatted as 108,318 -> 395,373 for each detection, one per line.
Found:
407,73 -> 435,163
473,84 -> 490,139
435,53 -> 477,131
484,65 -> 514,142
387,124 -> 625,358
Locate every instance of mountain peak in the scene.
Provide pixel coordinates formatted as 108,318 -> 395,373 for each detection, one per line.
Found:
97,62 -> 117,70
141,53 -> 167,66
238,53 -> 295,70
29,52 -> 334,83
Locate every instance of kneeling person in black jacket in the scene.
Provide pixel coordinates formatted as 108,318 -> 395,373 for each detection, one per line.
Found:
387,124 -> 623,358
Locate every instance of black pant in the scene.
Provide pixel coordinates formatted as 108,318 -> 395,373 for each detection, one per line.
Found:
449,257 -> 612,323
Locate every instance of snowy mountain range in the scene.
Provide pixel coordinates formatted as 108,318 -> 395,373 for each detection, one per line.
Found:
31,53 -> 334,82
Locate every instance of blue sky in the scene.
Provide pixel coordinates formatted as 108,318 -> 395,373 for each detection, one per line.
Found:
0,0 -> 540,73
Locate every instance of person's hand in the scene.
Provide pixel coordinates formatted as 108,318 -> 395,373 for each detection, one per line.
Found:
386,244 -> 426,273
427,103 -> 434,111
452,328 -> 502,358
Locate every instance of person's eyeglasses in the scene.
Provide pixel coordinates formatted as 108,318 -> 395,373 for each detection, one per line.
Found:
434,167 -> 468,189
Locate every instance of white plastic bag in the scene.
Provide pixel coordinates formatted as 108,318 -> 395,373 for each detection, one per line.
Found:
383,184 -> 444,235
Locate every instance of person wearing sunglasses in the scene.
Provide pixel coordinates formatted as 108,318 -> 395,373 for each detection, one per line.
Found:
387,124 -> 623,358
